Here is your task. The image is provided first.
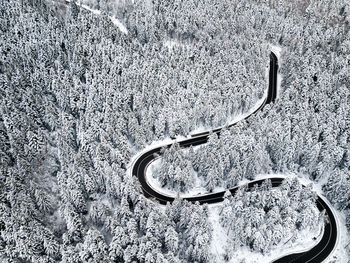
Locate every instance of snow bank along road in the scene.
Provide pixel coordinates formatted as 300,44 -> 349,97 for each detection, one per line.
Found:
132,53 -> 337,262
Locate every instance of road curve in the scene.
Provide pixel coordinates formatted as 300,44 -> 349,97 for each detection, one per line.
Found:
131,52 -> 337,262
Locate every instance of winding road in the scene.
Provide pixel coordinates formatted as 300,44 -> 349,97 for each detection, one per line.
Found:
131,52 -> 337,262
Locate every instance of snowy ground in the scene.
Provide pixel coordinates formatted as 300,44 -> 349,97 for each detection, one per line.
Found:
128,121 -> 348,263
146,167 -> 348,262
208,203 -> 324,263
208,171 -> 349,263
208,205 -> 229,261
61,0 -> 128,34
163,40 -> 190,50
126,41 -> 348,261
254,173 -> 349,263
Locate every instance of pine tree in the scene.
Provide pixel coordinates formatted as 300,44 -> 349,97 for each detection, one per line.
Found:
165,226 -> 178,253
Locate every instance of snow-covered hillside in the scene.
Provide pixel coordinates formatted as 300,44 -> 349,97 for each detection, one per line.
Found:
1,0 -> 350,262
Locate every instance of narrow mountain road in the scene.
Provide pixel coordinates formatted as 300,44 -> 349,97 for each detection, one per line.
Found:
131,52 -> 337,262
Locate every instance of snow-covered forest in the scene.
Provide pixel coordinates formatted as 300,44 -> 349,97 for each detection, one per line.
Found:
152,130 -> 273,193
220,179 -> 321,257
1,0 -> 350,262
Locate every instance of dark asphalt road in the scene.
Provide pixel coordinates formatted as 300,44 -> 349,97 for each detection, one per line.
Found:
132,52 -> 337,262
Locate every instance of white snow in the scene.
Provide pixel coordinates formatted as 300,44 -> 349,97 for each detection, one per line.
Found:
163,40 -> 191,50
164,40 -> 180,49
127,137 -> 175,172
124,39 -> 349,262
127,52 -> 273,168
79,3 -> 101,15
221,225 -> 323,263
145,157 -> 226,198
145,167 -> 345,263
207,192 -> 324,263
62,0 -> 128,34
208,204 -> 228,262
190,94 -> 266,136
109,16 -> 128,34
130,142 -> 348,262
254,172 -> 349,263
189,45 -> 279,137
325,209 -> 350,263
